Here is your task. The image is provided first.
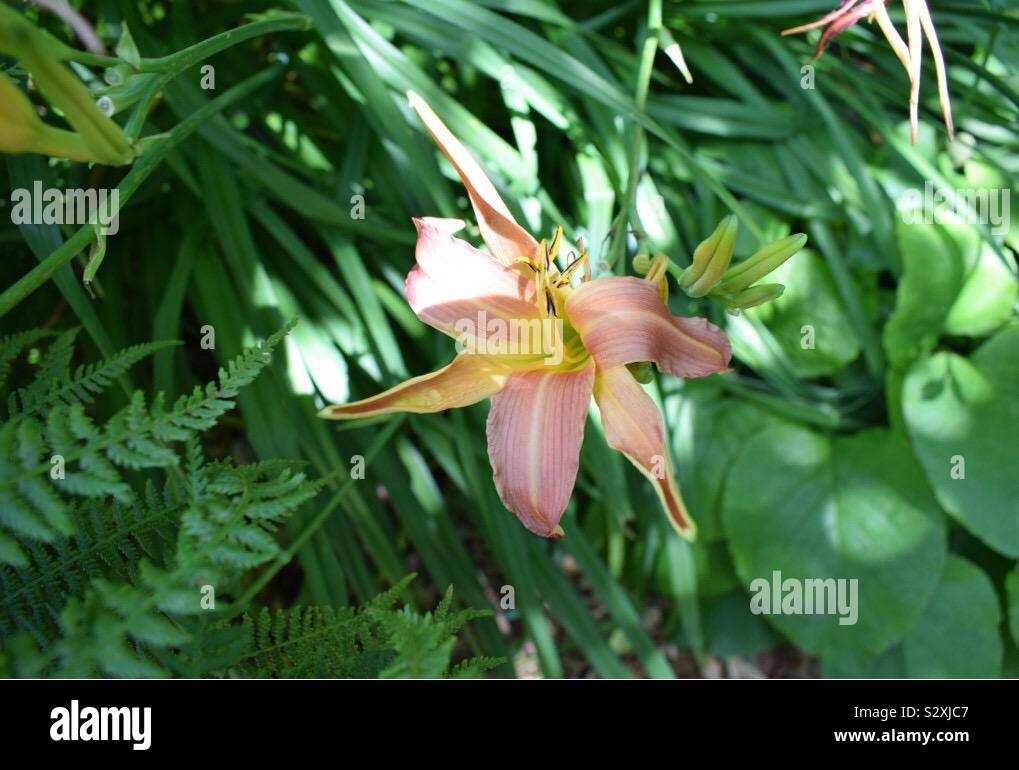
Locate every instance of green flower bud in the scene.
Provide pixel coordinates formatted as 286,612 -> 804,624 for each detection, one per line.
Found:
0,4 -> 134,166
727,283 -> 785,311
632,253 -> 652,274
680,215 -> 738,297
641,253 -> 671,303
718,234 -> 807,294
0,72 -> 92,161
0,72 -> 43,151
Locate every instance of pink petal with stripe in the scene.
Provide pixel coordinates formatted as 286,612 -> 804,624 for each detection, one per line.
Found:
566,276 -> 731,378
320,353 -> 520,419
486,361 -> 595,536
409,92 -> 538,266
406,217 -> 540,348
593,366 -> 695,538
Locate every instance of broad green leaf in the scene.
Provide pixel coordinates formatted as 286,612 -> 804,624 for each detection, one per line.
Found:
1007,566 -> 1019,648
883,221 -> 974,369
902,325 -> 1019,557
825,556 -> 1003,678
669,385 -> 787,542
944,244 -> 1018,338
724,425 -> 946,659
901,556 -> 1002,678
702,590 -> 779,659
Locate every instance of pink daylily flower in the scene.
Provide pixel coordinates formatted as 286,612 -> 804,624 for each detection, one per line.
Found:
320,93 -> 732,540
783,0 -> 954,143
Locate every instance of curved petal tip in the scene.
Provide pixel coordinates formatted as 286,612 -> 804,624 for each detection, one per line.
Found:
567,276 -> 732,379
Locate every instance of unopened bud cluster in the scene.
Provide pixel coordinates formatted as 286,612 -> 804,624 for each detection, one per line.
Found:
632,216 -> 806,314
0,5 -> 136,165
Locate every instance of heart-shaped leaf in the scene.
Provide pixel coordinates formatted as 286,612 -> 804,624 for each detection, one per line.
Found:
824,556 -> 1002,678
903,324 -> 1019,556
725,425 -> 946,659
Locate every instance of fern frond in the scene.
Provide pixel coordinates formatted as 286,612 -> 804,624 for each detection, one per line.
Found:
241,576 -> 499,679
163,616 -> 250,677
371,586 -> 497,678
20,328 -> 78,405
0,328 -> 54,391
243,605 -> 363,677
0,323 -> 293,565
177,440 -> 323,587
448,656 -> 505,679
0,320 -> 427,679
9,340 -> 180,417
44,446 -> 317,677
0,494 -> 179,641
53,587 -> 184,678
0,419 -> 73,566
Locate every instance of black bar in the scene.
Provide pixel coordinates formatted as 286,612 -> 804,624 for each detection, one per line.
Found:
2,679 -> 1011,755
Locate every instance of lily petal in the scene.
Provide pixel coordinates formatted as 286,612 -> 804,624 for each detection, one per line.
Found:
566,276 -> 732,378
320,352 -> 524,419
810,1 -> 879,62
903,0 -> 924,144
872,3 -> 911,74
593,366 -> 695,538
408,92 -> 539,266
406,217 -> 540,347
916,0 -> 954,138
486,362 -> 595,536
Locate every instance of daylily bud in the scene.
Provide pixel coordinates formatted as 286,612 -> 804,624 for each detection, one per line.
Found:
0,5 -> 134,166
0,4 -> 35,56
644,253 -> 670,304
28,56 -> 134,166
726,283 -> 785,311
626,361 -> 655,384
717,234 -> 807,294
680,215 -> 738,297
0,72 -> 43,151
632,253 -> 652,274
0,72 -> 92,161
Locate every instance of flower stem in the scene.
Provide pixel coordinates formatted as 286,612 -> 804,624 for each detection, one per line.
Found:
57,13 -> 310,73
609,0 -> 661,272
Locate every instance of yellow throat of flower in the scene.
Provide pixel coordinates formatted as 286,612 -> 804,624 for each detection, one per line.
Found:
511,226 -> 592,367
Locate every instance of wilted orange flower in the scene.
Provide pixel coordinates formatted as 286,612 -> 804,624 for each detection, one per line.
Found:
784,0 -> 954,142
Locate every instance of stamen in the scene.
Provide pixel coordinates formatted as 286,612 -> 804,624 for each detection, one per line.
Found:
557,250 -> 590,286
548,226 -> 563,262
528,226 -> 584,322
